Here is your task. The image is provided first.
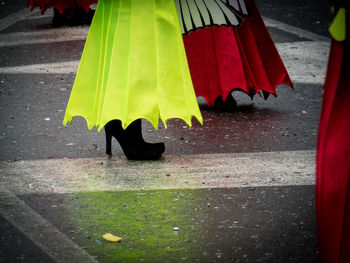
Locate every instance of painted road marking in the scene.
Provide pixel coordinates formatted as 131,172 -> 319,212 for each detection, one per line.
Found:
0,27 -> 89,48
0,8 -> 41,32
262,16 -> 329,42
0,61 -> 80,74
0,13 -> 329,47
0,150 -> 316,195
0,185 -> 99,263
0,18 -> 329,48
276,41 -> 330,85
0,41 -> 329,85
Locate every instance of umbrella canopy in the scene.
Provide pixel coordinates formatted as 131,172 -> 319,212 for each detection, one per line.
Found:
175,0 -> 242,34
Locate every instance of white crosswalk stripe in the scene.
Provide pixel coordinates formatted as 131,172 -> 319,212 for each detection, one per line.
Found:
0,8 -> 41,32
0,150 -> 316,195
0,27 -> 89,47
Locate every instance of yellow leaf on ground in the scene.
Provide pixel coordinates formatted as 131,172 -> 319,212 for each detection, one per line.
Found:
103,233 -> 122,242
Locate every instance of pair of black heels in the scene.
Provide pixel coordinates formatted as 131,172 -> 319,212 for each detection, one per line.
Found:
104,119 -> 165,160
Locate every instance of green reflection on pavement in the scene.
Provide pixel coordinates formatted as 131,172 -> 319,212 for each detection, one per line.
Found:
67,189 -> 209,263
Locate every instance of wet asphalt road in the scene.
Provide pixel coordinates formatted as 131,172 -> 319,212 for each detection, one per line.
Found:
0,0 -> 331,262
0,0 -> 331,161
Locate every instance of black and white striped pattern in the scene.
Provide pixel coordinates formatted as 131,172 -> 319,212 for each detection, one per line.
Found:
175,0 -> 242,34
223,0 -> 249,15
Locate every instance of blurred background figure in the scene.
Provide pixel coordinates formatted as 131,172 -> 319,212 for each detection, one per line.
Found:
316,1 -> 350,262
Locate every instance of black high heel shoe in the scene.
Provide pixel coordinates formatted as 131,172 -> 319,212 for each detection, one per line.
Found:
104,119 -> 165,160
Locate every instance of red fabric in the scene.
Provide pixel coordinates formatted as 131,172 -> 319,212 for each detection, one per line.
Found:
316,38 -> 350,263
183,26 -> 248,106
183,0 -> 292,106
27,0 -> 97,14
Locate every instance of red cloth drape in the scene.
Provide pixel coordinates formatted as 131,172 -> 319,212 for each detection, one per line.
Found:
316,35 -> 350,263
183,0 -> 292,106
27,0 -> 97,14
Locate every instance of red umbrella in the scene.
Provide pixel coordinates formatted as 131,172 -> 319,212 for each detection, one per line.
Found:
183,0 -> 292,107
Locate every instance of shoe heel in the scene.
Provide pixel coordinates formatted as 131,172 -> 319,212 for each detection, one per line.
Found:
105,125 -> 112,158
